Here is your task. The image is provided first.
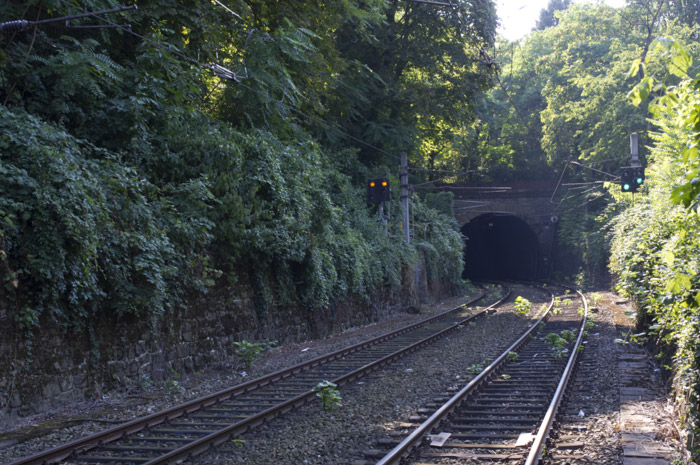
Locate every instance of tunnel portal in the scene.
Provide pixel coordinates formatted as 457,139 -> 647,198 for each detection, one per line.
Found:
461,213 -> 541,280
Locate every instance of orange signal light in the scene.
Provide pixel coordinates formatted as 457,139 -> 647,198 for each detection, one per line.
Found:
370,181 -> 376,187
381,181 -> 388,187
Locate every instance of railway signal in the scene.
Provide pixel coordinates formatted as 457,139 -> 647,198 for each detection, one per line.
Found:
633,167 -> 645,189
619,166 -> 645,192
620,167 -> 635,192
367,178 -> 390,203
620,133 -> 645,193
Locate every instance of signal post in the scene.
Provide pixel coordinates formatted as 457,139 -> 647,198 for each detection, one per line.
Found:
620,133 -> 645,193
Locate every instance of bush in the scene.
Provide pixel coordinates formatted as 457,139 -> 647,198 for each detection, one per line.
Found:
612,40 -> 700,459
0,107 -> 214,333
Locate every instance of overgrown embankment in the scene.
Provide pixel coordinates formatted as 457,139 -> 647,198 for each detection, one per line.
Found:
609,40 -> 700,460
0,1 -> 475,421
0,97 -> 468,422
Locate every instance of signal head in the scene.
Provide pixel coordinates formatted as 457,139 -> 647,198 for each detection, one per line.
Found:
620,167 -> 638,192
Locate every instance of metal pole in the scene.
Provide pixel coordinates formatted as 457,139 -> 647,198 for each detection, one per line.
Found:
630,133 -> 641,167
385,199 -> 390,236
400,152 -> 410,244
378,202 -> 387,237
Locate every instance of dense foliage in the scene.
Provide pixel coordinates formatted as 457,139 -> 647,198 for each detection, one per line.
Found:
462,1 -> 700,286
610,39 -> 700,458
9,0 -> 700,454
455,2 -> 668,187
0,0 -> 487,336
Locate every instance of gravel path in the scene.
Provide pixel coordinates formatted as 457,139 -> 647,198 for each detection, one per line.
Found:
543,291 -> 682,465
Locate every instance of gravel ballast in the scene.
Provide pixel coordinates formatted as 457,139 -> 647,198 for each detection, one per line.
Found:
3,286 -> 676,465
191,284 -> 549,465
0,289 -> 497,462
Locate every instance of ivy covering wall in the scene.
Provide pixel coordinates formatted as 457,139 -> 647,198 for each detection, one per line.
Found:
0,1 -> 483,343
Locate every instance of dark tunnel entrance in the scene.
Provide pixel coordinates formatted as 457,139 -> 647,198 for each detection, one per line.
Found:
461,213 -> 541,280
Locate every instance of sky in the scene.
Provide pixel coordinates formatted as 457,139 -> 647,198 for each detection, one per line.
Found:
497,0 -> 627,41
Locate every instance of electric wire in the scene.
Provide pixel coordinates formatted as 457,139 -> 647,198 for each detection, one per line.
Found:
407,167 -> 475,175
549,160 -> 571,204
50,0 -> 402,162
234,80 -> 402,161
414,185 -> 510,192
549,153 -> 620,213
550,157 -> 621,212
569,160 -> 618,179
557,187 -> 607,215
412,176 -> 465,187
211,0 -> 242,20
561,181 -> 606,187
406,0 -> 457,6
552,180 -> 608,214
494,71 -> 536,133
572,183 -> 605,198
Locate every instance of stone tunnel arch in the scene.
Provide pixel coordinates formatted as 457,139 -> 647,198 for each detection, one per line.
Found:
461,213 -> 541,281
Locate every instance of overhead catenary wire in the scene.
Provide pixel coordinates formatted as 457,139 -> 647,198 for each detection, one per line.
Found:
569,160 -> 618,179
552,180 -> 608,215
233,79 -> 402,161
494,72 -> 537,133
415,185 -> 511,192
406,0 -> 458,6
407,167 -> 475,175
211,0 -> 242,20
0,4 -> 137,33
453,205 -> 495,211
469,38 -> 536,135
561,181 -> 606,187
550,157 -> 621,212
570,183 -> 605,198
549,160 -> 570,204
557,187 -> 607,215
44,0 -> 403,163
410,171 -> 480,186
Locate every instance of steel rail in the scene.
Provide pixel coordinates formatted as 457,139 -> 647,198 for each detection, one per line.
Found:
524,288 -> 588,465
375,285 -> 556,465
7,287 -> 504,465
140,290 -> 513,464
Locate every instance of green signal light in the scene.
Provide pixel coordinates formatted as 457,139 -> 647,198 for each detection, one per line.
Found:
636,177 -> 643,184
623,183 -> 631,191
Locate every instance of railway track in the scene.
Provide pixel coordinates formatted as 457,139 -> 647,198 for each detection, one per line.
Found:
374,285 -> 588,465
6,285 -> 511,465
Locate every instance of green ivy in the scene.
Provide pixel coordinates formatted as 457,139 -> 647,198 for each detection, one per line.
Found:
0,106 -> 214,333
613,38 -> 700,459
0,1 -> 469,346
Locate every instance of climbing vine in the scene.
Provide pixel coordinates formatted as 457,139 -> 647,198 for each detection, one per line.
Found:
611,38 -> 700,459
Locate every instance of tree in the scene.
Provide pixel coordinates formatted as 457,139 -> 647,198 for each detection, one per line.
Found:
535,0 -> 573,31
622,0 -> 671,76
611,39 -> 700,458
330,0 -> 499,168
0,0 -> 475,336
666,0 -> 700,26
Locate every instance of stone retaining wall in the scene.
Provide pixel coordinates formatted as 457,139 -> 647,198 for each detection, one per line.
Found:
0,257 -> 450,425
